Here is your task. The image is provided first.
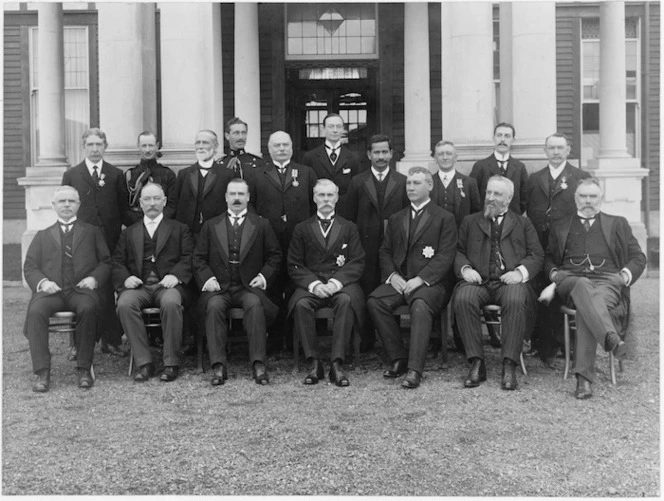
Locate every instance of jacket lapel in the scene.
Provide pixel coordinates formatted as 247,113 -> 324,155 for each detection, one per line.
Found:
599,212 -> 613,249
318,148 -> 336,176
500,212 -> 516,240
188,168 -> 199,197
382,173 -> 398,209
131,224 -> 145,277
213,217 -> 230,262
363,174 -> 380,210
202,168 -> 217,198
453,174 -> 463,215
71,223 -> 83,253
478,216 -> 492,238
537,169 -> 549,198
558,218 -> 573,261
410,209 -> 432,249
239,216 -> 257,262
264,165 -> 283,192
326,220 -> 342,249
311,218 -> 326,250
47,224 -> 62,256
80,163 -> 98,191
551,164 -> 573,198
154,220 -> 173,258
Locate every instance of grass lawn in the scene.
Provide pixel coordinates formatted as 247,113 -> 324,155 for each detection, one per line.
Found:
2,279 -> 659,496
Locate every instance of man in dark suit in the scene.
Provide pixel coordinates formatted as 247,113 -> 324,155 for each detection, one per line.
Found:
125,131 -> 177,225
113,183 -> 194,383
23,186 -> 112,392
525,133 -> 591,361
431,140 -> 481,227
470,123 -> 529,215
541,178 -> 646,399
193,179 -> 282,386
302,113 -> 359,212
367,167 -> 457,389
344,134 -> 409,350
454,176 -> 544,390
172,129 -> 235,240
215,117 -> 266,188
62,128 -> 130,357
250,130 -> 318,350
288,179 -> 365,387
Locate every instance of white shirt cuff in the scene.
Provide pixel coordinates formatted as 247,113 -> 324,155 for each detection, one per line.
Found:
386,272 -> 397,285
202,277 -> 217,291
329,278 -> 343,292
621,267 -> 632,287
257,273 -> 267,290
308,280 -> 323,293
37,278 -> 48,292
516,265 -> 529,283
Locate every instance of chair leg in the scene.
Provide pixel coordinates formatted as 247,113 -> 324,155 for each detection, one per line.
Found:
440,307 -> 450,369
520,352 -> 527,376
197,330 -> 204,373
128,349 -> 134,377
609,352 -> 617,385
352,326 -> 361,368
293,326 -> 299,372
563,313 -> 571,380
90,363 -> 95,381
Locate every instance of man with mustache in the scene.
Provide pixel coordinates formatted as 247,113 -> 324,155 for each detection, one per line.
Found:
193,179 -> 282,386
125,131 -> 176,225
216,117 -> 265,188
540,178 -> 646,399
471,123 -> 528,215
525,133 -> 591,361
454,176 -> 543,390
288,179 -> 365,387
172,129 -> 235,241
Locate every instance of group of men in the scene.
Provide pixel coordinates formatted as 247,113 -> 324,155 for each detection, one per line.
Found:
23,116 -> 646,400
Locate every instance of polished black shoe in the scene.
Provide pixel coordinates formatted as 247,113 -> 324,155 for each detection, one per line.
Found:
383,359 -> 408,378
329,359 -> 350,387
401,369 -> 422,389
134,363 -> 155,382
303,359 -> 324,385
252,362 -> 270,385
605,331 -> 627,360
211,363 -> 228,386
101,343 -> 128,357
575,375 -> 593,399
501,358 -> 518,391
160,366 -> 179,382
67,346 -> 77,361
464,358 -> 487,388
32,369 -> 50,393
78,368 -> 94,389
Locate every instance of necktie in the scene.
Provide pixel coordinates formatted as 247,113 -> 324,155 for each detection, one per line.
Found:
330,150 -> 338,163
92,165 -> 100,185
231,216 -> 240,228
442,174 -> 449,187
580,217 -> 594,232
493,215 -> 504,226
318,216 -> 333,231
62,223 -> 72,234
412,208 -> 423,220
500,161 -> 507,175
200,167 -> 210,177
377,172 -> 383,182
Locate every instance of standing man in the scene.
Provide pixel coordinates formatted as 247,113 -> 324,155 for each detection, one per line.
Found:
453,176 -> 544,391
125,130 -> 177,225
251,131 -> 318,350
288,179 -> 365,387
302,113 -> 359,212
62,128 -> 130,357
526,133 -> 591,360
541,178 -> 646,399
193,179 -> 282,386
23,186 -> 112,392
216,117 -> 265,186
172,129 -> 235,240
113,183 -> 194,383
367,167 -> 457,389
344,134 -> 409,350
471,123 -> 529,215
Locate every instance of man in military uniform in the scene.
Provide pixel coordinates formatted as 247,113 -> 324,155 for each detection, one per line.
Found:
216,117 -> 265,188
125,131 -> 177,225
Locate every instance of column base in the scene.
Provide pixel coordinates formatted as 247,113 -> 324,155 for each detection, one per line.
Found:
397,154 -> 435,175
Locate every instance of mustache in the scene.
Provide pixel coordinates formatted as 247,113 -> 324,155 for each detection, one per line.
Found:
232,200 -> 242,205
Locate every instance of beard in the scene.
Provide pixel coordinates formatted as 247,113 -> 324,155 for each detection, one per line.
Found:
483,202 -> 505,220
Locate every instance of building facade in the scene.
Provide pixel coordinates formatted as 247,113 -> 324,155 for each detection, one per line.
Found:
3,2 -> 660,258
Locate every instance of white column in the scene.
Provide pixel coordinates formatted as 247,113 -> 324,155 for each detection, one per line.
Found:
398,3 -> 433,174
440,2 -> 494,173
36,3 -> 68,168
98,3 -> 157,168
588,1 -> 649,250
159,2 -> 224,167
234,3 -> 262,155
500,2 -> 556,144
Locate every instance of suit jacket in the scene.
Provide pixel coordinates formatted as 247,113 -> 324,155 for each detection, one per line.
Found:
250,162 -> 318,241
470,154 -> 529,215
172,163 -> 235,233
302,144 -> 359,205
125,161 -> 177,225
372,202 -> 457,310
430,170 -> 481,227
343,168 -> 409,293
525,162 -> 591,246
112,218 -> 194,298
193,212 -> 282,323
454,210 -> 544,281
287,215 -> 366,319
62,160 -> 131,253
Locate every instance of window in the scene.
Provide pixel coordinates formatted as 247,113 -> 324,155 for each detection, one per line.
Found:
286,4 -> 378,60
581,17 -> 640,165
29,26 -> 90,165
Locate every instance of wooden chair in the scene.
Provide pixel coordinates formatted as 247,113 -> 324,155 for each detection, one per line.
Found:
561,305 -> 622,385
481,304 -> 528,376
48,311 -> 95,379
292,307 -> 362,371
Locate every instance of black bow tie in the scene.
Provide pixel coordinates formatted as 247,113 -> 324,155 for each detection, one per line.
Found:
318,215 -> 334,230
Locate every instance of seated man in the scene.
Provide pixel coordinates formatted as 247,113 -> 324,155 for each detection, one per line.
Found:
193,179 -> 282,385
288,179 -> 365,387
541,178 -> 646,399
454,176 -> 544,390
113,183 -> 194,383
23,186 -> 111,392
367,166 -> 457,389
